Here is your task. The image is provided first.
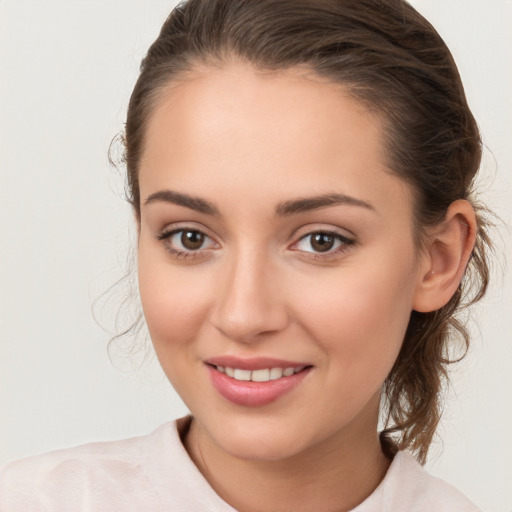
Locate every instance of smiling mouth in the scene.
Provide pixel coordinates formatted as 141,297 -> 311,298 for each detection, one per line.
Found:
206,361 -> 313,406
209,364 -> 309,382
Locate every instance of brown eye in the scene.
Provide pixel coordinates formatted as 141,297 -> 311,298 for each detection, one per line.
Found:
156,228 -> 217,257
181,230 -> 205,250
293,230 -> 354,257
310,233 -> 335,252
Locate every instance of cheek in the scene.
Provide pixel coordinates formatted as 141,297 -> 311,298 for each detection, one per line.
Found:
289,255 -> 417,383
137,253 -> 212,356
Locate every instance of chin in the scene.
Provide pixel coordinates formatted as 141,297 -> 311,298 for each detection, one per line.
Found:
203,412 -> 316,462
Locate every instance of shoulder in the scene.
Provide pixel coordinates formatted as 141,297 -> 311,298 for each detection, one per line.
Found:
376,451 -> 482,512
0,422 -> 176,512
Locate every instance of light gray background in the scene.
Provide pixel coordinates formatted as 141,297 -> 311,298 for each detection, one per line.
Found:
0,1 -> 511,510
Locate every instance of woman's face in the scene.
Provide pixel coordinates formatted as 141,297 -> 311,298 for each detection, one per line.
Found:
137,62 -> 428,461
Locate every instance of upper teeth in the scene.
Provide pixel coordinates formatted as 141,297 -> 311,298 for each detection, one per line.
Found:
216,366 -> 305,382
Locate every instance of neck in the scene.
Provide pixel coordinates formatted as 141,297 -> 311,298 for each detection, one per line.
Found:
184,407 -> 391,512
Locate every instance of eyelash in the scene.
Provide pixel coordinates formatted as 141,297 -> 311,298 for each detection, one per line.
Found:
292,229 -> 355,261
155,228 -> 217,260
155,227 -> 355,261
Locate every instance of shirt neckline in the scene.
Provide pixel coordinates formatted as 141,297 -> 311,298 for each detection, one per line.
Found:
142,416 -> 415,512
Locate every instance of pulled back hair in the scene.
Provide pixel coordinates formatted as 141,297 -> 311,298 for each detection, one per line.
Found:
122,0 -> 491,463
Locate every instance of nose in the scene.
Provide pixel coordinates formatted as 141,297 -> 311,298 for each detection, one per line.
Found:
210,248 -> 289,343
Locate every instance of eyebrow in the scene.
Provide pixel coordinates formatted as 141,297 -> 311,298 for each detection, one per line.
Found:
144,190 -> 221,216
144,190 -> 375,217
275,193 -> 375,216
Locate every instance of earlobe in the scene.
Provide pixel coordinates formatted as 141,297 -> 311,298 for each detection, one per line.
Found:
413,200 -> 477,313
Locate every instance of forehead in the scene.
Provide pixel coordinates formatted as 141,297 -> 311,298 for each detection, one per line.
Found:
139,61 -> 413,220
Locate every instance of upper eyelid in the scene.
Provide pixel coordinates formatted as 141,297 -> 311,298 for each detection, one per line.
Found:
292,224 -> 355,242
157,222 -> 218,240
295,231 -> 352,244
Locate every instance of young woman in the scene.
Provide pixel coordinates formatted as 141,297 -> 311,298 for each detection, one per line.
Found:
0,0 -> 499,510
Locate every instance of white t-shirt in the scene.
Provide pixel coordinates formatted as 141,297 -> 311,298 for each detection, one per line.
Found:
0,417 -> 481,511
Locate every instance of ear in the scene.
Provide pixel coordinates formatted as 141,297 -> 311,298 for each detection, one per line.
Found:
413,200 -> 477,313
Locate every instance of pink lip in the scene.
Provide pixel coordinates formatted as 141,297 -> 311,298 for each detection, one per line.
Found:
205,359 -> 312,407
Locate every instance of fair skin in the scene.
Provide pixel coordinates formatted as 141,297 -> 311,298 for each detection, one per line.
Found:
136,62 -> 476,512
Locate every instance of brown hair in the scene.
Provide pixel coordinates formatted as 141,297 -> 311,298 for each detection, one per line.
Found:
121,0 -> 491,463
